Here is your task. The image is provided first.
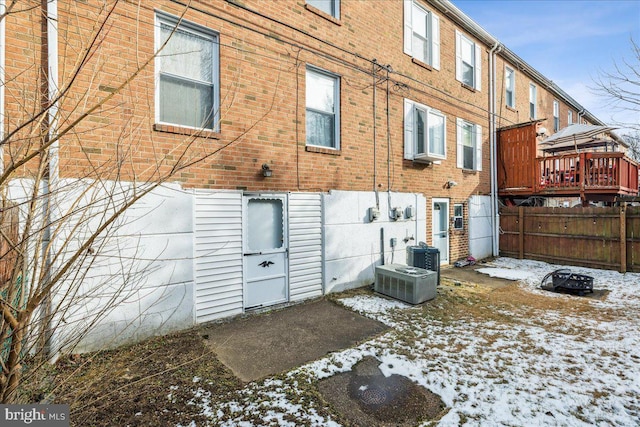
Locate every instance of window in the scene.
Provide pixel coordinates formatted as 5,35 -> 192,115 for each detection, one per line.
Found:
155,12 -> 219,130
403,0 -> 440,69
453,204 -> 464,230
306,0 -> 339,19
568,110 -> 573,125
404,99 -> 446,163
529,83 -> 537,119
553,100 -> 560,132
306,67 -> 340,149
505,66 -> 515,108
456,118 -> 482,171
456,31 -> 481,90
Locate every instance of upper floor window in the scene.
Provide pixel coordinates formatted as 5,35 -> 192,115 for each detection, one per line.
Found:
456,118 -> 482,171
529,83 -> 537,119
155,12 -> 219,131
505,66 -> 515,108
404,99 -> 446,163
306,66 -> 340,149
307,0 -> 340,19
568,110 -> 573,125
553,100 -> 560,131
403,0 -> 440,69
456,31 -> 481,90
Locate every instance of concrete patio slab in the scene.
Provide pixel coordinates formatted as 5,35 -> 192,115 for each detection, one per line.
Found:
202,298 -> 388,382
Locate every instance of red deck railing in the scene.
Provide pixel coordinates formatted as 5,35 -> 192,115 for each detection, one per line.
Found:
536,152 -> 639,198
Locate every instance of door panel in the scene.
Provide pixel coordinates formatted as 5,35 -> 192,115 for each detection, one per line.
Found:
432,199 -> 449,264
243,195 -> 288,309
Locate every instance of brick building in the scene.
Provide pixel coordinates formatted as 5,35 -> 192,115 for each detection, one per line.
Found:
0,0 -> 606,352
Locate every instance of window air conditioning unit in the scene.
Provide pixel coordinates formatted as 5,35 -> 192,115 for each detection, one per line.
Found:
374,264 -> 437,305
413,152 -> 436,164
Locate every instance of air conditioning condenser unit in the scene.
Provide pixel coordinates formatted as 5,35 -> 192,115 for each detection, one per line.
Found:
374,264 -> 437,305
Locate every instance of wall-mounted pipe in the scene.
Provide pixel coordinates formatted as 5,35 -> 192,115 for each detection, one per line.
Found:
0,0 -> 5,174
380,227 -> 385,265
489,41 -> 502,257
41,0 -> 59,358
373,60 -> 379,209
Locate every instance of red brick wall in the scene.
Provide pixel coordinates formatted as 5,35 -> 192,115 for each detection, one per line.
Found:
2,1 -> 586,262
495,55 -> 590,134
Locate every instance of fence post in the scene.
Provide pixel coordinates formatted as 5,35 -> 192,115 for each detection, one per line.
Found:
518,206 -> 524,259
620,206 -> 627,273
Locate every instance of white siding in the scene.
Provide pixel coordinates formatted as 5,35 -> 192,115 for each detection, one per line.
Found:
194,191 -> 243,323
468,195 -> 493,260
288,192 -> 323,301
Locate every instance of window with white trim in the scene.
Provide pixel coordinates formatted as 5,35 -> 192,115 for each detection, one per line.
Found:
306,67 -> 340,149
403,0 -> 440,69
505,66 -> 515,108
553,100 -> 560,131
155,12 -> 219,130
404,99 -> 446,163
568,110 -> 573,125
307,0 -> 340,19
456,118 -> 482,171
456,31 -> 481,90
529,83 -> 537,119
453,204 -> 464,230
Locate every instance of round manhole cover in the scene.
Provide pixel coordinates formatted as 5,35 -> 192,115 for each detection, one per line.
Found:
360,387 -> 388,406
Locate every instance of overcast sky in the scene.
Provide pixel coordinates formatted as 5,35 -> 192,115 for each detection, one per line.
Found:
454,0 -> 640,134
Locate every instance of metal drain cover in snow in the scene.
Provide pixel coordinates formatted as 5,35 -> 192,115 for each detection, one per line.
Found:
317,357 -> 446,427
360,386 -> 388,406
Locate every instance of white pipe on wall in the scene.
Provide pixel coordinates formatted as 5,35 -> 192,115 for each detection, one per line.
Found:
47,0 -> 59,183
0,0 -> 5,175
489,42 -> 502,257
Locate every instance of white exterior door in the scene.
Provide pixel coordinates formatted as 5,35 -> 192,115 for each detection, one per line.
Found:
432,198 -> 449,264
243,194 -> 288,309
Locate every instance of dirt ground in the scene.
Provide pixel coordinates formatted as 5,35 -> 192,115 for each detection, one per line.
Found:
18,266 -> 614,426
22,330 -> 244,426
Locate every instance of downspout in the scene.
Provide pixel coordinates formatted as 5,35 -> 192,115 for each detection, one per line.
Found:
0,0 -> 5,174
41,0 -> 59,358
372,60 -> 379,210
47,0 -> 59,183
489,42 -> 501,257
386,65 -> 391,205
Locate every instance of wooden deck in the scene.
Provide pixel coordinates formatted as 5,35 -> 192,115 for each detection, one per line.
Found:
500,152 -> 639,202
497,121 -> 640,203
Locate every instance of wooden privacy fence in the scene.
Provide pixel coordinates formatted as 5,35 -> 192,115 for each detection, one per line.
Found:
500,206 -> 640,273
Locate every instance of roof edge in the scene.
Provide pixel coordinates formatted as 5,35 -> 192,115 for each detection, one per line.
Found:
429,0 -> 605,127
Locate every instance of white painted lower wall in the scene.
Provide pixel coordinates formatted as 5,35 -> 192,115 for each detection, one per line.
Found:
7,181 -> 427,354
52,181 -> 196,354
323,190 -> 427,294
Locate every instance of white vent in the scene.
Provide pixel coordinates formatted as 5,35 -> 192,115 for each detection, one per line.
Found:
374,264 -> 437,305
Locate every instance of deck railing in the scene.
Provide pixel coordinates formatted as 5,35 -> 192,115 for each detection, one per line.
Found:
536,152 -> 639,196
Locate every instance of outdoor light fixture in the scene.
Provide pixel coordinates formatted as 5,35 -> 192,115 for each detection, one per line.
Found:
446,180 -> 458,189
262,163 -> 272,177
537,127 -> 548,137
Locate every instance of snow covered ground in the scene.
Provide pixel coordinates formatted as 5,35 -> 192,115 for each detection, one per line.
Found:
181,258 -> 640,426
